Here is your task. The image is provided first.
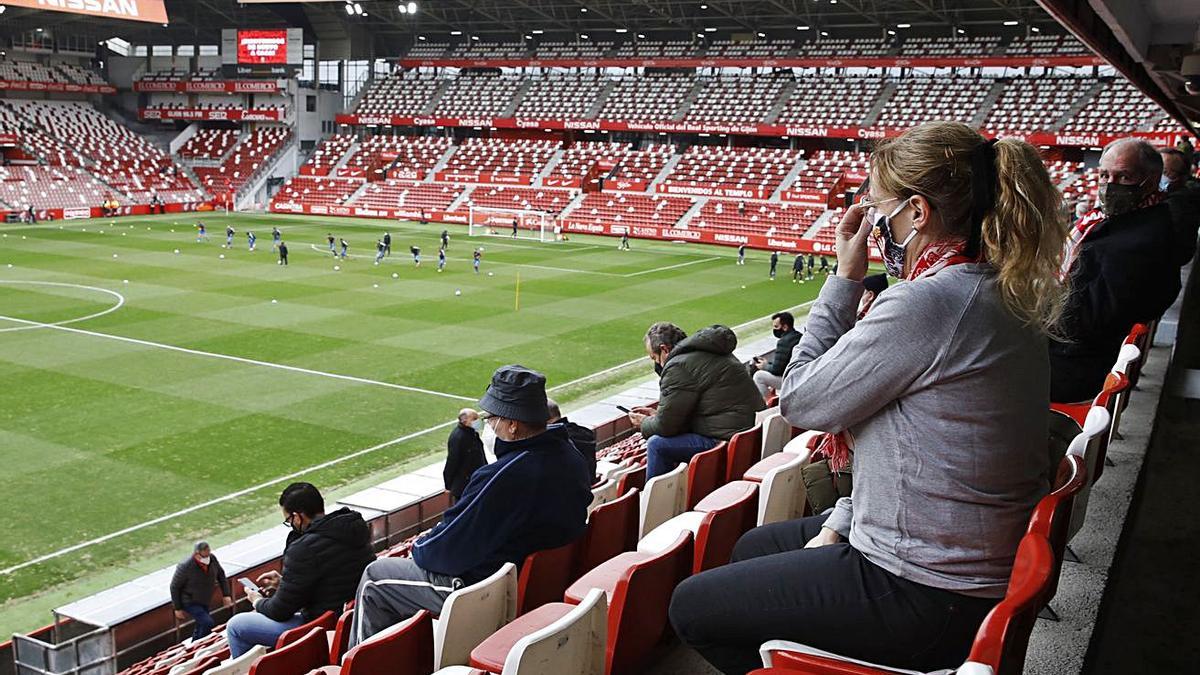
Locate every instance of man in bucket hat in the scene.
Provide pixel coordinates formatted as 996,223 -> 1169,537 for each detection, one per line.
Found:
348,365 -> 592,646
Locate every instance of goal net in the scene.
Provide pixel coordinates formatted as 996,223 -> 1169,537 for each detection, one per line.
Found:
467,206 -> 553,243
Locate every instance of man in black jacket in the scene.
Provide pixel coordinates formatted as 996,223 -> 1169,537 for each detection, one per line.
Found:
752,312 -> 802,399
444,408 -> 486,500
548,397 -> 597,481
350,366 -> 591,646
1051,138 -> 1181,402
225,483 -> 375,657
169,541 -> 232,640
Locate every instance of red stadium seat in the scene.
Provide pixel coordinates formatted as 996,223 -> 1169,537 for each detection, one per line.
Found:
275,610 -> 337,649
318,610 -> 433,675
639,481 -> 758,574
685,442 -> 727,510
517,540 -> 581,616
1029,454 -> 1088,614
577,488 -> 640,577
328,609 -> 355,664
758,531 -> 1055,675
726,426 -> 763,482
250,626 -> 330,675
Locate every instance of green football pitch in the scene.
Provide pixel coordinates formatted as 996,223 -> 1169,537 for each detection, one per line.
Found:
0,211 -> 823,631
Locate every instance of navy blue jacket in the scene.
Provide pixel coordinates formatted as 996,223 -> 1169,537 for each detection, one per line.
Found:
413,425 -> 591,584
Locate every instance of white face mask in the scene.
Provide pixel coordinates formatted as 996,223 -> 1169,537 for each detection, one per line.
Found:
1159,175 -> 1172,192
480,423 -> 497,457
197,556 -> 211,565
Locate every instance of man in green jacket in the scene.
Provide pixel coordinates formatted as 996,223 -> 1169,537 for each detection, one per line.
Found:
628,322 -> 765,479
752,311 -> 802,399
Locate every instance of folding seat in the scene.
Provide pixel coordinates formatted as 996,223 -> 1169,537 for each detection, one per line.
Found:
726,426 -> 764,482
684,442 -> 727,510
639,481 -> 758,573
1064,406 -> 1112,546
756,532 -> 1054,675
248,627 -> 329,675
433,562 -> 519,669
200,645 -> 267,675
312,610 -> 434,675
638,464 -> 688,538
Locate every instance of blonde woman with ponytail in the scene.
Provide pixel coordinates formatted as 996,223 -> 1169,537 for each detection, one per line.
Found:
669,122 -> 1068,675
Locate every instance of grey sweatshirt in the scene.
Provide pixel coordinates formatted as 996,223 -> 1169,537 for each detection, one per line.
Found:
780,266 -> 1050,598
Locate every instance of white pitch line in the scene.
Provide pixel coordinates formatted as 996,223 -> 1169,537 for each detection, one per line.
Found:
0,281 -> 126,333
0,313 -> 476,403
623,256 -> 722,277
0,420 -> 458,577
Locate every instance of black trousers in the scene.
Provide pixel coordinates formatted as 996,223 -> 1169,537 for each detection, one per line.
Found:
668,515 -> 997,675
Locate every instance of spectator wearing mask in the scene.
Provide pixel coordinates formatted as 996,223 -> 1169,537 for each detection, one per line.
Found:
350,366 -> 591,646
444,408 -> 486,501
670,121 -> 1067,674
629,323 -> 764,479
170,541 -> 232,641
548,397 -> 597,480
226,483 -> 374,657
1051,138 -> 1181,402
751,312 -> 802,399
1160,148 -> 1200,265
858,273 -> 889,319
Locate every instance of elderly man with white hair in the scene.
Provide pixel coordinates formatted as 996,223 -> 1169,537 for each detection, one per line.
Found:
443,408 -> 486,501
1051,137 -> 1181,403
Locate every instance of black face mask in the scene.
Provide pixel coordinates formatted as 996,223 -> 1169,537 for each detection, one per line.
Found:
654,361 -> 664,377
773,328 -> 787,338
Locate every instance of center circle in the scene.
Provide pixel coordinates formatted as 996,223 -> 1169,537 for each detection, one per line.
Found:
0,280 -> 126,333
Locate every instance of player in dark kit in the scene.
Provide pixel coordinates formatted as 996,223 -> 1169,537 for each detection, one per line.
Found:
441,229 -> 449,250
327,234 -> 336,255
473,248 -> 482,274
339,238 -> 349,260
383,232 -> 391,256
511,218 -> 518,238
769,251 -> 779,280
278,241 -> 289,266
792,254 -> 804,283
410,245 -> 421,267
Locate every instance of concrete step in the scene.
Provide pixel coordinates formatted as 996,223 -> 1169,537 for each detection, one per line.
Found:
587,79 -> 617,119
763,79 -> 798,124
1051,80 -> 1107,132
969,80 -> 1007,129
861,81 -> 898,127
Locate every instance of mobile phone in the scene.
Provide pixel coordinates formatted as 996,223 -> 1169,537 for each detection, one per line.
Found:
238,578 -> 259,592
851,177 -> 871,206
615,405 -> 631,413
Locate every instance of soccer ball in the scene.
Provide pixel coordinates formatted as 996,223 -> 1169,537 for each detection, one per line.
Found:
123,280 -> 129,284
271,299 -> 278,304
392,273 -> 399,279
455,289 -> 462,296
112,254 -> 118,258
174,249 -> 180,254
487,272 -> 494,277
373,284 -> 379,288
334,265 -> 341,271
219,254 -> 225,259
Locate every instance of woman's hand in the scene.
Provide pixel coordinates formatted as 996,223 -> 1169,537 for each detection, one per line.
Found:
835,203 -> 873,283
804,527 -> 844,549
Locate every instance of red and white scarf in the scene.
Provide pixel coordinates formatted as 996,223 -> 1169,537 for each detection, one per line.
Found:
1060,191 -> 1165,280
816,238 -> 975,472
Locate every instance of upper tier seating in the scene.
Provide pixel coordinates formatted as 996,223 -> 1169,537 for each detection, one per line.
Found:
447,42 -> 529,59
433,73 -> 523,118
613,40 -> 694,59
567,192 -> 693,229
897,35 -> 1001,57
514,73 -> 606,121
983,77 -> 1094,133
1007,34 -> 1092,56
348,180 -> 465,212
339,135 -> 452,181
707,39 -> 795,59
796,37 -> 893,58
1060,80 -> 1165,134
0,57 -> 68,84
57,62 -> 107,85
354,71 -> 443,117
467,186 -> 577,215
177,129 -> 240,160
406,43 -> 451,59
534,41 -> 614,60
192,127 -> 291,194
598,72 -> 695,122
4,99 -> 200,203
660,146 -> 801,195
874,77 -> 994,129
775,76 -> 886,127
301,134 -> 356,176
440,138 -> 559,181
685,75 -> 790,124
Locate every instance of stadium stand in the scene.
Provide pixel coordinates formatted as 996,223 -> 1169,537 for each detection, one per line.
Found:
983,77 -> 1095,133
685,74 -> 791,124
348,180 -> 465,212
1060,79 -> 1165,133
0,165 -> 112,210
299,134 -> 356,176
774,76 -> 886,127
874,76 -> 995,129
432,72 -> 524,118
336,135 -> 452,181
597,72 -> 695,122
353,71 -> 443,117
565,192 -> 694,229
466,185 -> 577,215
659,146 -> 802,197
514,73 -> 607,121
177,129 -> 240,161
192,127 -> 291,195
439,138 -> 559,183
269,176 -> 363,209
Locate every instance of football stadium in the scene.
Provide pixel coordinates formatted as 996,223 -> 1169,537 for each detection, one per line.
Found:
0,0 -> 1198,673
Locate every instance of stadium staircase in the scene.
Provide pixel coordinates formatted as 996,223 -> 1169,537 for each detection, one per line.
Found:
532,148 -> 565,187
236,134 -> 298,211
586,80 -> 618,119
557,191 -> 589,218
802,210 -> 835,239
763,79 -> 799,124
341,180 -> 372,206
675,197 -> 708,229
771,157 -> 808,201
426,144 -> 459,182
420,79 -> 454,115
1051,80 -> 1108,131
859,81 -> 898,127
446,185 -> 477,212
969,80 -> 1008,129
648,152 -> 684,191
326,139 -> 362,177
673,79 -> 707,121
503,79 -> 534,117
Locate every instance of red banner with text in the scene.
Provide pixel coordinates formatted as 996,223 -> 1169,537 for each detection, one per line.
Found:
134,80 -> 281,93
0,79 -> 115,94
141,108 -> 284,122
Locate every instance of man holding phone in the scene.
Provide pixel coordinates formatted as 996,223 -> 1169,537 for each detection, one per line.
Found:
224,483 -> 375,658
752,312 -> 802,400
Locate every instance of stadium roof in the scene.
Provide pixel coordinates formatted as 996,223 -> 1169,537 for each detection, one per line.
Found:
0,1 -> 1072,51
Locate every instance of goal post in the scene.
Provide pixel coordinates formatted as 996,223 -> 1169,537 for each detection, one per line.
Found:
467,205 -> 553,243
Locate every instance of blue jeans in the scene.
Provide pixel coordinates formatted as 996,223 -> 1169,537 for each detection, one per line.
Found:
225,610 -> 304,657
183,603 -> 215,641
646,433 -> 720,480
